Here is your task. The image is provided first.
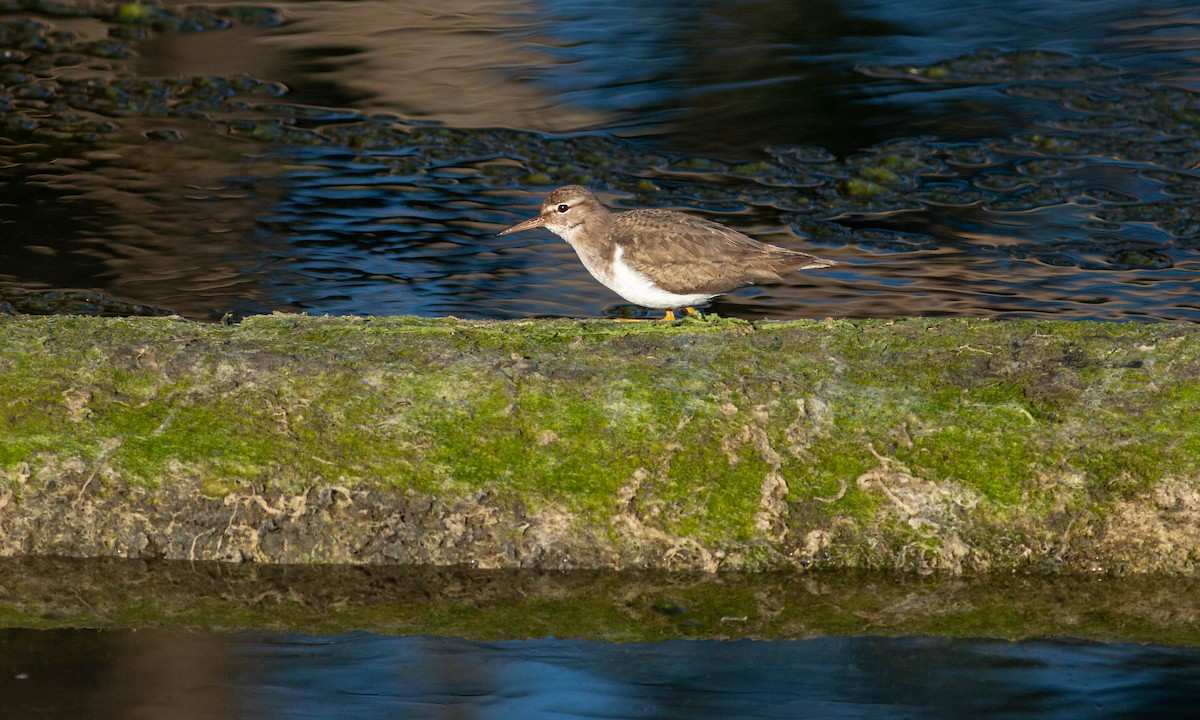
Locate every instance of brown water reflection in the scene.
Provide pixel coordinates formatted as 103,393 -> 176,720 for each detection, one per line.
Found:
138,1 -> 612,133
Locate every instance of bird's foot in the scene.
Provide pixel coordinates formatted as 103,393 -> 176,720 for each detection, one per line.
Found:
682,306 -> 720,322
615,310 -> 680,321
610,308 -> 703,322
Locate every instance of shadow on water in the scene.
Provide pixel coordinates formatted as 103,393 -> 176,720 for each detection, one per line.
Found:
1,0 -> 1200,321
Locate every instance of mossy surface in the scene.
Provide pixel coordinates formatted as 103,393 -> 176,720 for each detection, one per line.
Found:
1,314 -> 1199,574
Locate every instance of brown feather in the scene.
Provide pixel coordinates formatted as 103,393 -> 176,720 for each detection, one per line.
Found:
612,209 -> 833,295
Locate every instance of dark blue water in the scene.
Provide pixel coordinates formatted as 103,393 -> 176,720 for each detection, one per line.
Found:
3,629 -> 1199,719
3,0 -> 1200,320
505,0 -> 1200,156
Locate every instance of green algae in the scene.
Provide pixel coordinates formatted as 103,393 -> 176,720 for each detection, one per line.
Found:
2,315 -> 1199,574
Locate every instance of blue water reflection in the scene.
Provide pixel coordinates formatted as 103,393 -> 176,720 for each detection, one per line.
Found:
251,146 -> 606,318
518,0 -> 1200,155
5,629 -> 1199,719
4,0 -> 1200,321
235,634 -> 1200,719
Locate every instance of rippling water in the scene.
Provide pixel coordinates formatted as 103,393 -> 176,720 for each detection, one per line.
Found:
2,0 -> 1200,320
4,629 -> 1200,719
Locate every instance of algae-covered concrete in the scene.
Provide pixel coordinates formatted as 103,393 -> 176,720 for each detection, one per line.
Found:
1,314 -> 1198,574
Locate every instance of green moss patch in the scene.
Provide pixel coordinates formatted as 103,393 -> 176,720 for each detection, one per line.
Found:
1,315 -> 1199,574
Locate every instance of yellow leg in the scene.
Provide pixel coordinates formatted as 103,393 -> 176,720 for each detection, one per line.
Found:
611,309 -> 684,322
685,307 -> 700,317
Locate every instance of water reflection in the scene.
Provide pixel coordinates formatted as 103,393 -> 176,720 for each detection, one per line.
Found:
154,0 -> 612,132
176,0 -> 1200,156
3,629 -> 1200,719
2,0 -> 1200,321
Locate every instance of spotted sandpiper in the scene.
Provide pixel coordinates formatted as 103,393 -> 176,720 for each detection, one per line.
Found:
497,185 -> 836,320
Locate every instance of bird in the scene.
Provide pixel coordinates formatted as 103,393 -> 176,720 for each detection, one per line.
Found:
496,185 -> 836,320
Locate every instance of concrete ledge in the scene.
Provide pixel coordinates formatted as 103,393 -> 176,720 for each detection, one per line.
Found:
1,315 -> 1198,574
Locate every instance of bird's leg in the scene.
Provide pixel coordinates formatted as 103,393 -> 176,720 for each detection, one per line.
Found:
685,306 -> 700,317
611,309 -> 680,322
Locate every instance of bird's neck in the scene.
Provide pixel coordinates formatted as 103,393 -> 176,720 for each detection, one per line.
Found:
560,209 -> 614,252
560,210 -> 618,281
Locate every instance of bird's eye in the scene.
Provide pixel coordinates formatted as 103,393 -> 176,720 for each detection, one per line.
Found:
556,203 -> 570,213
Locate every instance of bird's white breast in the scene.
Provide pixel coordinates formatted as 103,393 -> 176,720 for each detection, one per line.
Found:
605,245 -> 716,309
550,224 -> 714,309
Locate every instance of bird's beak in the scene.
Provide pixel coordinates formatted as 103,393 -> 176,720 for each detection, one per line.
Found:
496,214 -> 547,237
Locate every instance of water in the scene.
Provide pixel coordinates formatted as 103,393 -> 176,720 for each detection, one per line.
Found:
3,629 -> 1200,719
2,0 -> 1200,320
4,559 -> 1200,717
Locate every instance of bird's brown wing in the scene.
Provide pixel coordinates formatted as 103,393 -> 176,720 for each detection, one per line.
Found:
616,209 -> 831,295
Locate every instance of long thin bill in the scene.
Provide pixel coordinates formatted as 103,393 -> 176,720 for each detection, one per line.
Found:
496,215 -> 547,237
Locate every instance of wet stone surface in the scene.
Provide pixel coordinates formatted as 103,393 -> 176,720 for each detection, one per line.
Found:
0,286 -> 171,316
